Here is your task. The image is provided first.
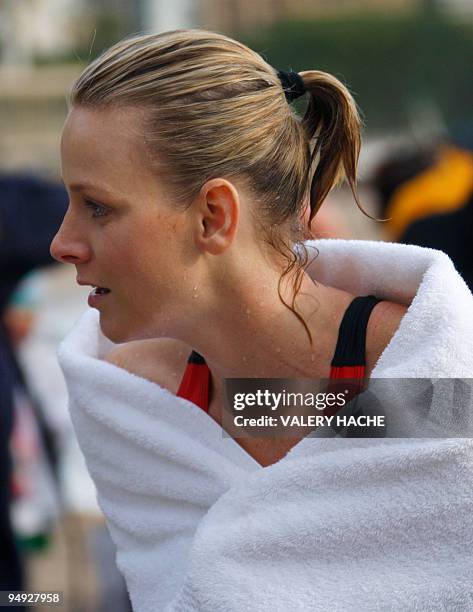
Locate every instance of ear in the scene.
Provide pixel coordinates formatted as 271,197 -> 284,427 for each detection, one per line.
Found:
195,178 -> 240,255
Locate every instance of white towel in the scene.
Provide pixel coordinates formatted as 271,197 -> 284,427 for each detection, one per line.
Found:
57,240 -> 473,611
167,437 -> 473,612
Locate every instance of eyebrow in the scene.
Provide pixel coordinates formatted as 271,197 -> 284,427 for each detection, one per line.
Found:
61,179 -> 129,205
62,178 -> 114,195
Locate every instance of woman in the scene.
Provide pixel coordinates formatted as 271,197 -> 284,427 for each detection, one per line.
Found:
53,30 -> 473,611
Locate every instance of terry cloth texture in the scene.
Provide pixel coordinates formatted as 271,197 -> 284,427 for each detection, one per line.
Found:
58,240 -> 473,611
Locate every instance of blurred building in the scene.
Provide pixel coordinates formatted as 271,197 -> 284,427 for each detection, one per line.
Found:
2,0 -> 472,68
195,0 -> 414,33
137,0 -> 473,35
0,0 -> 81,66
0,0 -> 139,67
136,0 -> 196,30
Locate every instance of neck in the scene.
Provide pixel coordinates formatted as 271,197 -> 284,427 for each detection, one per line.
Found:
178,269 -> 353,401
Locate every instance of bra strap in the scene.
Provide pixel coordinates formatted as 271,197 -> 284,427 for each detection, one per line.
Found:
176,350 -> 210,412
331,295 -> 382,368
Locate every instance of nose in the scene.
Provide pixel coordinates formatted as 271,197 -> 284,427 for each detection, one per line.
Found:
50,209 -> 92,265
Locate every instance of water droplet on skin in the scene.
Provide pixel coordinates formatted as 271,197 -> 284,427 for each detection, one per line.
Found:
276,347 -> 281,353
245,308 -> 251,315
310,354 -> 316,362
242,356 -> 248,363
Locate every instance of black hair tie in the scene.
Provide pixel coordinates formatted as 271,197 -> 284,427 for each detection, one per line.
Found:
277,70 -> 306,103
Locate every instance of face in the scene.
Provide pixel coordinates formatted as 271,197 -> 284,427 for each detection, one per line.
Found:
51,106 -> 194,343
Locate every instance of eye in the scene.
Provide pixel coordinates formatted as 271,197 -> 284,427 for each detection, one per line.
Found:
84,199 -> 109,218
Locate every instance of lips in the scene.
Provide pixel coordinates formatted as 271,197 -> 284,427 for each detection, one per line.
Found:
92,287 -> 111,295
87,285 -> 111,309
77,278 -> 111,293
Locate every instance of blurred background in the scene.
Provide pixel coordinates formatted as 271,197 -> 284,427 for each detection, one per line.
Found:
0,1 -> 472,610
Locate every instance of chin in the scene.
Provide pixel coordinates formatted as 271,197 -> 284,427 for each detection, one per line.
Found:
99,313 -> 161,344
99,315 -> 135,344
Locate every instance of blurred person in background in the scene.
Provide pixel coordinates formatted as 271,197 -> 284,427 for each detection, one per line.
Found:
372,130 -> 473,290
399,190 -> 473,291
0,173 -> 67,600
52,30 -> 473,612
0,174 -> 131,611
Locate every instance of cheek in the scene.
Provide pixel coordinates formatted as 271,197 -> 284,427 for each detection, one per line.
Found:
124,223 -> 181,291
100,211 -> 189,300
136,212 -> 188,272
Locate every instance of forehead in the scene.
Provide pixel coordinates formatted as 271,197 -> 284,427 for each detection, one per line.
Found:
61,105 -> 154,192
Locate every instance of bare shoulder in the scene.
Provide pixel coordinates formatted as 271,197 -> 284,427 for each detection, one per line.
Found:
366,300 -> 409,374
104,338 -> 192,394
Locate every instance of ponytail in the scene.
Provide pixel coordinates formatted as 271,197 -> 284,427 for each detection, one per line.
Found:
299,70 -> 365,223
270,68 -> 376,350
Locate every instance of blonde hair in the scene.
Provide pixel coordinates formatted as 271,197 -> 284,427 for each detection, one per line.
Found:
70,29 -> 364,348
